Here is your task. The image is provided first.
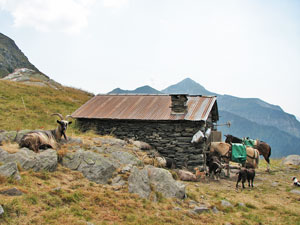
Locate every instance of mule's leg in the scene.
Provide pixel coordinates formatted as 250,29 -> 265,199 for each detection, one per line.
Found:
227,161 -> 230,178
263,154 -> 270,172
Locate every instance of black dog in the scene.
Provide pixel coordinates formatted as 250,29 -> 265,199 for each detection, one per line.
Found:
236,168 -> 255,189
206,155 -> 222,180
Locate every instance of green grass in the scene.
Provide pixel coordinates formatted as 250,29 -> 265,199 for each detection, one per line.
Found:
0,80 -> 92,132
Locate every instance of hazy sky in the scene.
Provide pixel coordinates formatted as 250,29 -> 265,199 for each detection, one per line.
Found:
0,0 -> 300,118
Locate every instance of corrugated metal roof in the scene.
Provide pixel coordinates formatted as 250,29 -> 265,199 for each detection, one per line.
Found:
72,94 -> 218,121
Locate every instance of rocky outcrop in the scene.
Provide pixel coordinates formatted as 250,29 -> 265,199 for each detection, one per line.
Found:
62,149 -> 117,184
128,165 -> 186,200
0,147 -> 57,172
282,155 -> 300,166
2,68 -> 61,89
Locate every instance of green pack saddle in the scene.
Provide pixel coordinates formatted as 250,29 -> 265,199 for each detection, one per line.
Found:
231,143 -> 247,164
243,138 -> 256,147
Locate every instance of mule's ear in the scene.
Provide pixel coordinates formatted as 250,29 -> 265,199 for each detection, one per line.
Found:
224,134 -> 228,137
68,121 -> 72,125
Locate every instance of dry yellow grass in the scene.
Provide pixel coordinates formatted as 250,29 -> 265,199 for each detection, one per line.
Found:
1,142 -> 20,154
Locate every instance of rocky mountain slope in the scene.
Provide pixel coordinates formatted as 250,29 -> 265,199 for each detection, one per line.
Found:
0,33 -> 40,78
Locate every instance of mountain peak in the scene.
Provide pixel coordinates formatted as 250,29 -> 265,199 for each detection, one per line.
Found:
161,77 -> 216,96
108,85 -> 162,94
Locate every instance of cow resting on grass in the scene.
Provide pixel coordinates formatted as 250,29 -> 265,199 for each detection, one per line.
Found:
19,113 -> 72,153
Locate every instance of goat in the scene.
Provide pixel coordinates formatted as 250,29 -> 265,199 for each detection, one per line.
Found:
236,168 -> 256,189
19,113 -> 72,153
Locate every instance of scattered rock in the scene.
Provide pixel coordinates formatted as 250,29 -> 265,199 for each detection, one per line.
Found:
0,162 -> 21,180
238,202 -> 246,207
86,222 -> 94,225
271,182 -> 279,187
290,189 -> 300,195
52,187 -> 61,192
221,200 -> 233,207
173,207 -> 182,211
212,206 -> 219,214
0,187 -> 23,196
282,155 -> 300,166
62,149 -> 116,184
189,200 -> 199,206
0,148 -> 57,172
0,205 -> 4,216
193,205 -> 210,214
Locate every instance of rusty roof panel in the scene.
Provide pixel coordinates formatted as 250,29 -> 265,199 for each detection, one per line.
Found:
72,94 -> 217,121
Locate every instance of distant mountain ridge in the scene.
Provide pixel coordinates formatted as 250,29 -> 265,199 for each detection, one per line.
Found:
108,78 -> 300,157
108,85 -> 162,94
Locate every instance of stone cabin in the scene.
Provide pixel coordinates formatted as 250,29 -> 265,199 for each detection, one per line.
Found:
72,94 -> 219,169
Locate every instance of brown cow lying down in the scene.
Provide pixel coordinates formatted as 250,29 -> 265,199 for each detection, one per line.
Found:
236,168 -> 256,189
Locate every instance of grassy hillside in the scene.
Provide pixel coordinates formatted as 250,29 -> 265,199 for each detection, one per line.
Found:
0,80 -> 93,131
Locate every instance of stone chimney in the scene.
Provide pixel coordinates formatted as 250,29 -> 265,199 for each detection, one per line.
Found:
170,94 -> 188,114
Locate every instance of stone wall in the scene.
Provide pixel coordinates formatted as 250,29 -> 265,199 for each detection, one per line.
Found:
76,119 -> 209,169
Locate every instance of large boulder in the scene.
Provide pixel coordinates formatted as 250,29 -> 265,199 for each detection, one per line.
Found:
0,147 -> 57,172
128,167 -> 151,198
0,162 -> 21,180
282,155 -> 300,166
62,149 -> 116,184
128,165 -> 186,199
